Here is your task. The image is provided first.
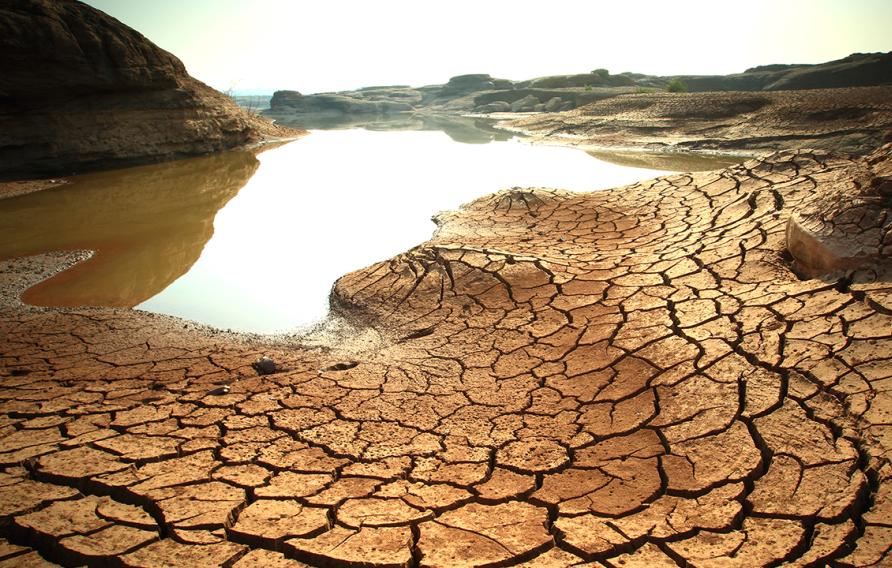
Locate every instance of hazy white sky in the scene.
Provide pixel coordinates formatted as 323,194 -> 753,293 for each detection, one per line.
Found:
84,0 -> 892,94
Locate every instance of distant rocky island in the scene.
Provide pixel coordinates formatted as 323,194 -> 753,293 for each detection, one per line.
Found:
266,52 -> 892,127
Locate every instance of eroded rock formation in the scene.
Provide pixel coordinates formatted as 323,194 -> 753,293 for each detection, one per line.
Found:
787,148 -> 892,277
0,143 -> 890,566
267,52 -> 892,129
508,86 -> 892,156
0,0 -> 297,178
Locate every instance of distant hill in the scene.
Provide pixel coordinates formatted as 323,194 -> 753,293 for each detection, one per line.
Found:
266,52 -> 892,126
669,52 -> 892,92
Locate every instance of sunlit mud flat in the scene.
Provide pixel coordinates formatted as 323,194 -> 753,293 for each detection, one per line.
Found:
0,127 -> 739,332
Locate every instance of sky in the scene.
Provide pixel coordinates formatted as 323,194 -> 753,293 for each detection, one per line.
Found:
83,0 -> 892,95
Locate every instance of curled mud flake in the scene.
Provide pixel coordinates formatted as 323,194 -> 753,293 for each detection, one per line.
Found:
58,525 -> 159,564
145,481 -> 245,531
211,464 -> 272,489
337,496 -> 433,528
253,471 -> 333,499
0,539 -> 30,561
119,539 -> 247,568
285,525 -> 413,568
375,480 -> 472,511
417,502 -> 553,568
95,497 -> 158,530
748,455 -> 865,520
232,549 -> 314,567
496,438 -> 569,473
94,434 -> 181,462
607,543 -> 679,567
666,517 -> 806,567
170,529 -> 227,545
507,547 -> 590,567
13,496 -> 110,540
0,551 -> 58,567
35,446 -> 129,481
614,483 -> 745,541
788,520 -> 857,566
229,499 -> 330,547
305,477 -> 381,507
401,327 -> 436,341
473,468 -> 536,501
0,478 -> 80,518
662,420 -> 763,493
835,524 -> 892,567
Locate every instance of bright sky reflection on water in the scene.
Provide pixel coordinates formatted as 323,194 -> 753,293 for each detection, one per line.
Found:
1,126 -> 740,333
137,129 -> 677,332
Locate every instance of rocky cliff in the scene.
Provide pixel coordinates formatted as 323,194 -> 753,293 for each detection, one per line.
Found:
0,0 -> 298,178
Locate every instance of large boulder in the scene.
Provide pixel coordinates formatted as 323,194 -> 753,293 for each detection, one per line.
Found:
440,74 -> 496,95
786,143 -> 892,277
544,97 -> 565,112
0,0 -> 295,178
510,95 -> 541,112
474,101 -> 511,113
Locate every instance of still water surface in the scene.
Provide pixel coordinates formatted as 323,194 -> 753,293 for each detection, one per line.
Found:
0,125 -> 739,333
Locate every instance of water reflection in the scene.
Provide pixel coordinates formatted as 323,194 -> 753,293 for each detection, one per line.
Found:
1,125 -> 745,333
587,150 -> 746,172
268,112 -> 515,144
0,151 -> 259,307
138,129 -> 674,332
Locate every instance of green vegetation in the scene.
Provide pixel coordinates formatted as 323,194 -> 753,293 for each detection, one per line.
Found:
666,78 -> 688,93
592,68 -> 610,79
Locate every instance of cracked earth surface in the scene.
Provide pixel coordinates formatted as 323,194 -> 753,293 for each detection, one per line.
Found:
0,144 -> 891,567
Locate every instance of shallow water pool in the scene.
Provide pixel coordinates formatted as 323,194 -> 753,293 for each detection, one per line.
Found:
0,126 -> 740,332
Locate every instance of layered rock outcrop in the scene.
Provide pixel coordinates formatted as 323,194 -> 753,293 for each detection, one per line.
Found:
678,51 -> 892,92
267,52 -> 892,128
0,0 -> 297,178
0,143 -> 890,566
265,73 -> 633,127
787,144 -> 892,277
508,86 -> 892,155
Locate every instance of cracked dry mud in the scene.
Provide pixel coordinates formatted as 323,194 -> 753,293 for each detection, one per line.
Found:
1,144 -> 891,567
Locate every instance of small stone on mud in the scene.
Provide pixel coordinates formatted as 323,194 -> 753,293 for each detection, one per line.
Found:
252,357 -> 278,375
207,385 -> 231,396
